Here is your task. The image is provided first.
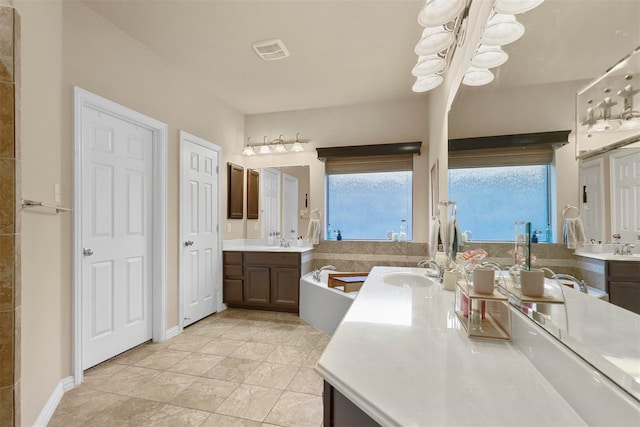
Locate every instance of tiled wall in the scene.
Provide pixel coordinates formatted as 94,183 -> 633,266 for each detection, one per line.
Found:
0,5 -> 20,426
310,241 -> 596,286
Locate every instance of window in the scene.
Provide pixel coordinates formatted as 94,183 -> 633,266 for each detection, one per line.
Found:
326,171 -> 412,240
448,165 -> 550,242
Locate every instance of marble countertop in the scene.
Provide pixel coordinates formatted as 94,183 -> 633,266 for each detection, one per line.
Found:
223,239 -> 314,253
316,266 -> 587,426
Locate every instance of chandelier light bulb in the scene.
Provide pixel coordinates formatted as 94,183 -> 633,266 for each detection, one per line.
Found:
414,26 -> 455,56
412,74 -> 443,93
471,45 -> 509,69
495,0 -> 545,15
412,55 -> 446,77
418,0 -> 466,27
462,67 -> 495,86
481,13 -> 525,46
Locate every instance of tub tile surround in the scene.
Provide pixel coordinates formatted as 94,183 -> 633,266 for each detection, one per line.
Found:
0,5 -> 19,427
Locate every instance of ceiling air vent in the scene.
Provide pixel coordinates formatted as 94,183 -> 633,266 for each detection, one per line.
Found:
252,39 -> 290,61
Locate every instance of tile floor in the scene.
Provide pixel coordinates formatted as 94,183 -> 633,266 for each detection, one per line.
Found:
49,309 -> 328,426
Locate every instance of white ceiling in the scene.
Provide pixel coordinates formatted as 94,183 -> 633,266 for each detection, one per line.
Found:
83,0 -> 640,115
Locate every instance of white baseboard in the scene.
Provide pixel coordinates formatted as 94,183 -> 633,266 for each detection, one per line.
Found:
166,325 -> 181,340
33,376 -> 75,427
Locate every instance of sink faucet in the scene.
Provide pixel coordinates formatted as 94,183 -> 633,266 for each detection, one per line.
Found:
552,273 -> 588,293
614,243 -> 635,255
280,238 -> 290,248
313,265 -> 336,282
480,261 -> 503,271
417,259 -> 443,281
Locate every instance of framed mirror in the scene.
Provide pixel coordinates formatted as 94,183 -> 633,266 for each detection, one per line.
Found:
247,169 -> 259,220
227,162 -> 244,219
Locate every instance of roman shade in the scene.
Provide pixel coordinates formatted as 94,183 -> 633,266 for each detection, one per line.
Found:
318,142 -> 421,174
448,130 -> 570,168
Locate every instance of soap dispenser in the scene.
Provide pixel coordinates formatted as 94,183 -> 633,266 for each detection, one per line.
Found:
337,230 -> 342,241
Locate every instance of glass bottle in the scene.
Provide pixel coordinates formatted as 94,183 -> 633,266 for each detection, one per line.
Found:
399,219 -> 407,242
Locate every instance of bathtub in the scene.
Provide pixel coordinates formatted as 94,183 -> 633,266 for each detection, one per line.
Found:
300,270 -> 358,336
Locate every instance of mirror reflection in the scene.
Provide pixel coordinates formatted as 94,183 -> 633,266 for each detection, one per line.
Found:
246,165 -> 310,242
449,0 -> 640,402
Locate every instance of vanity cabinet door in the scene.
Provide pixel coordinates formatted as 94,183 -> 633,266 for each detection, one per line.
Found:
609,282 -> 640,314
271,267 -> 300,308
223,279 -> 244,304
244,266 -> 271,304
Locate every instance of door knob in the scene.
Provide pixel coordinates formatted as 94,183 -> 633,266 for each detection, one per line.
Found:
184,240 -> 194,247
83,248 -> 94,256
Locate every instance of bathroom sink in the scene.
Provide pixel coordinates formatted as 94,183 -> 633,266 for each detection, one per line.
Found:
381,272 -> 433,288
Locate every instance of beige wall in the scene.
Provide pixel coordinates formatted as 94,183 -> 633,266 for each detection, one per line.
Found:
244,98 -> 431,241
15,1 -> 245,424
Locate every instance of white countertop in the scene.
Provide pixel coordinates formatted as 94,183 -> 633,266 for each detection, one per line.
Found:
575,248 -> 640,261
316,266 -> 587,427
223,239 -> 314,253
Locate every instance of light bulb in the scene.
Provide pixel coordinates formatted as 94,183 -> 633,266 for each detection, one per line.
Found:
412,55 -> 446,77
418,0 -> 466,27
471,45 -> 509,69
412,74 -> 443,93
414,26 -> 455,56
462,68 -> 494,86
482,14 -> 525,46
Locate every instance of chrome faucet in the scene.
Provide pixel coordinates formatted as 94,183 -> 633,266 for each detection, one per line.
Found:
280,238 -> 290,248
480,261 -> 503,271
417,259 -> 443,281
313,265 -> 336,282
552,273 -> 588,293
614,243 -> 635,255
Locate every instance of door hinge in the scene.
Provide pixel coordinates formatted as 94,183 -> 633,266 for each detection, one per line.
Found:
216,165 -> 219,174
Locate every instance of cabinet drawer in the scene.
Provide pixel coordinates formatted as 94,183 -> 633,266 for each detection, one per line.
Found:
245,251 -> 299,267
607,261 -> 640,281
223,251 -> 243,265
224,264 -> 243,278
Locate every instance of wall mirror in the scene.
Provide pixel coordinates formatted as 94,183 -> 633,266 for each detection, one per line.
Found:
245,165 -> 310,240
448,0 -> 640,403
227,163 -> 244,219
247,169 -> 259,220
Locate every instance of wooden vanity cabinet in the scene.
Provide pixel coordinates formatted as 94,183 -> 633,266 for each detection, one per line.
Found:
606,261 -> 640,315
223,250 -> 311,313
223,252 -> 244,304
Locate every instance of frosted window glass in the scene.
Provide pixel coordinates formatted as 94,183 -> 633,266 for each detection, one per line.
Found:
327,172 -> 412,240
448,165 -> 550,241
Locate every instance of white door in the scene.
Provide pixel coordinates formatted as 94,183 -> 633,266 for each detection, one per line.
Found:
282,173 -> 299,240
81,106 -> 153,369
261,168 -> 281,238
579,158 -> 605,242
611,149 -> 640,242
180,132 -> 220,327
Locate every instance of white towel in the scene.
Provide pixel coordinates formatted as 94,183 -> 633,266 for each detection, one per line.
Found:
429,218 -> 441,258
307,219 -> 321,245
563,218 -> 586,249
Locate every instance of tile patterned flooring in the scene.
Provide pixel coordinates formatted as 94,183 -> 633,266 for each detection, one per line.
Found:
49,309 -> 328,426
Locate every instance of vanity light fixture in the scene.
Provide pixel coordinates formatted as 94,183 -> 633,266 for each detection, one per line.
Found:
242,133 -> 309,155
259,136 -> 272,154
290,133 -> 306,152
411,0 -> 544,92
242,137 -> 256,156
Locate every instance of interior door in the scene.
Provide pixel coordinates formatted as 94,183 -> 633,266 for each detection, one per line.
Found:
612,149 -> 640,242
282,173 -> 299,240
81,106 -> 153,369
181,134 -> 220,327
261,168 -> 281,238
579,158 -> 604,242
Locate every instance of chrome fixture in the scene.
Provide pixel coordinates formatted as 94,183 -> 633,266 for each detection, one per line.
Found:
480,261 -> 503,271
280,239 -> 290,248
411,0 -> 545,92
552,273 -> 588,294
614,243 -> 635,256
313,265 -> 336,282
418,259 -> 444,281
242,132 -> 309,155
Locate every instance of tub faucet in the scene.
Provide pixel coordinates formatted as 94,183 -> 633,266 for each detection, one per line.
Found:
551,273 -> 588,293
418,259 -> 443,281
313,265 -> 336,282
